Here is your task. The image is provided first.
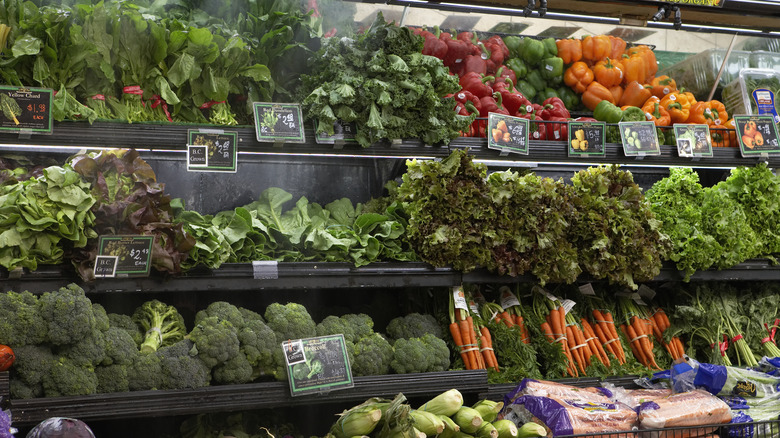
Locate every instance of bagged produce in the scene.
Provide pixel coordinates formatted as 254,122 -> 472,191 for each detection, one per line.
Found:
601,383 -> 674,409
638,389 -> 732,438
691,363 -> 780,399
505,379 -> 613,404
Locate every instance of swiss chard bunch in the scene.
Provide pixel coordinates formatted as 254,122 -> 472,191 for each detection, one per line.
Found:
570,165 -> 670,289
67,150 -> 195,280
301,12 -> 471,147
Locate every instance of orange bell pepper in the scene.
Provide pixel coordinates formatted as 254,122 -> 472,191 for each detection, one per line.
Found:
564,61 -> 594,94
650,75 -> 677,98
593,58 -> 624,88
582,81 -> 615,111
621,53 -> 647,85
641,96 -> 671,126
689,100 -> 728,127
660,89 -> 695,124
556,39 -> 583,65
619,80 -> 652,108
582,35 -> 611,62
609,85 -> 623,105
626,45 -> 658,80
711,118 -> 736,147
608,35 -> 627,60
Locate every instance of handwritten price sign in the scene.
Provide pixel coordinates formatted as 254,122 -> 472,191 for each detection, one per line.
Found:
253,103 -> 305,143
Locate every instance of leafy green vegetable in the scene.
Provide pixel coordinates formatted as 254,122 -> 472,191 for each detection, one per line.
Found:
301,12 -> 472,147
0,93 -> 21,124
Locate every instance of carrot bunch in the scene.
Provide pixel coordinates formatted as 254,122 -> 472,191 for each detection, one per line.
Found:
495,286 -> 530,343
590,308 -> 627,365
533,290 -> 578,377
563,310 -> 597,374
618,298 -> 662,370
651,307 -> 686,361
448,289 -> 498,371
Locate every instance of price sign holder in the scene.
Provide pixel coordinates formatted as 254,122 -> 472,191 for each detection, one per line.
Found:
93,256 -> 119,278
568,121 -> 606,157
673,124 -> 713,158
187,129 -> 237,173
0,86 -> 53,134
734,115 -> 780,158
283,334 -> 354,396
487,113 -> 529,155
618,121 -> 660,157
314,120 -> 358,149
253,102 -> 305,144
97,235 -> 154,277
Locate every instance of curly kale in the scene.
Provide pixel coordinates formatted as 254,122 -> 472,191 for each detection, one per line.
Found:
39,284 -> 97,346
95,363 -> 129,394
264,302 -> 316,344
157,339 -> 211,390
0,290 -> 47,347
390,333 -> 450,374
351,332 -> 393,376
385,313 -> 442,341
42,357 -> 98,397
187,316 -> 240,368
132,299 -> 187,354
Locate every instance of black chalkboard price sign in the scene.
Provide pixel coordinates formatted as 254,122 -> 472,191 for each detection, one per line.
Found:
487,113 -> 529,155
187,130 -> 237,172
283,334 -> 354,396
568,121 -> 606,157
734,115 -> 780,157
0,86 -> 53,133
253,103 -> 305,143
618,121 -> 660,156
97,235 -> 154,277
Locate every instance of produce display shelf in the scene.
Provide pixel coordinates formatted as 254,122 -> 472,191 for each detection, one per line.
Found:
5,370 -> 487,425
0,121 -> 774,168
5,260 -> 780,294
480,375 -> 641,402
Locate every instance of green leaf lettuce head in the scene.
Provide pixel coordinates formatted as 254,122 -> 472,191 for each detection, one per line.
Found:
300,12 -> 472,147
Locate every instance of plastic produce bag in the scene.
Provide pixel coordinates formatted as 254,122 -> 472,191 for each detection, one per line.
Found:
693,363 -> 780,399
728,408 -> 780,438
600,383 -> 673,409
0,405 -> 16,438
638,389 -> 732,438
25,418 -> 94,438
504,379 -> 614,405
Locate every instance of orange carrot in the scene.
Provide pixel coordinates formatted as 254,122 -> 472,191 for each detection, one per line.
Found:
582,319 -> 609,367
480,326 -> 499,371
467,316 -> 485,369
593,319 -> 618,362
567,325 -> 586,374
458,317 -> 474,370
499,311 -> 514,328
449,322 -> 471,369
604,311 -> 626,363
623,323 -> 647,367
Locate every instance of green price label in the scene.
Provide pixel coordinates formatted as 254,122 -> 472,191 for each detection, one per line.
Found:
568,122 -> 606,157
253,103 -> 305,143
619,121 -> 660,156
97,235 -> 154,277
673,124 -> 713,158
283,335 -> 354,396
734,115 -> 780,157
487,113 -> 529,155
0,86 -> 53,133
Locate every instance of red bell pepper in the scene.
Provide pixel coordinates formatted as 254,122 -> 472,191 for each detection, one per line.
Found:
459,72 -> 494,98
441,33 -> 471,71
420,27 -> 448,60
482,36 -> 506,69
540,97 -> 571,119
530,114 -> 548,141
479,92 -> 510,117
453,89 -> 483,116
487,35 -> 510,60
493,66 -> 517,89
458,31 -> 475,43
494,80 -> 530,115
546,116 -> 569,141
462,54 -> 488,75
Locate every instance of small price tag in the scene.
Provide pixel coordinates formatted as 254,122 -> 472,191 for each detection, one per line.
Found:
314,120 -> 358,145
638,284 -> 657,301
469,300 -> 479,314
578,283 -> 596,296
97,235 -> 154,277
568,121 -> 606,157
284,334 -> 354,396
619,121 -> 660,156
253,102 -> 305,143
252,261 -> 279,280
674,124 -> 713,158
487,113 -> 529,155
187,130 -> 237,172
561,299 -> 576,314
734,115 -> 780,157
0,86 -> 53,133
631,292 -> 647,306
93,256 -> 118,278
499,286 -> 521,309
452,286 -> 468,311
534,285 -> 560,304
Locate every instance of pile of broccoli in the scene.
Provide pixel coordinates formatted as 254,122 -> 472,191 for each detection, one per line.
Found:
1,285 -> 452,400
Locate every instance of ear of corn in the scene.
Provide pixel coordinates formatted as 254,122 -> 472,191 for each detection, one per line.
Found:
409,410 -> 445,436
453,406 -> 484,434
517,422 -> 547,438
330,406 -> 383,438
439,415 -> 461,438
493,420 -> 519,438
476,421 -> 499,438
472,400 -> 503,423
418,388 -> 464,416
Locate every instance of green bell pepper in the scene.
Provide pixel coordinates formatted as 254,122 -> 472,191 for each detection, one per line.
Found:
526,69 -> 546,92
539,88 -> 559,102
621,106 -> 646,122
542,37 -> 558,57
541,57 -> 564,81
593,100 -> 623,124
504,36 -> 524,58
557,86 -> 580,110
521,38 -> 546,66
516,79 -> 537,101
506,57 -> 528,79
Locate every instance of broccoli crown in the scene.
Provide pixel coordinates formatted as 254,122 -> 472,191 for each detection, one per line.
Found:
103,326 -> 140,366
157,339 -> 211,390
57,329 -> 107,367
92,303 -> 110,332
342,313 -> 374,340
385,313 -> 443,341
195,301 -> 246,329
38,284 -> 96,346
213,354 -> 254,385
42,357 -> 98,397
390,334 -> 451,374
237,319 -> 278,379
0,290 -> 47,347
316,315 -> 356,343
127,352 -> 163,391
187,316 -> 240,368
264,302 -> 316,344
11,344 -> 56,386
95,363 -> 129,394
10,378 -> 42,400
108,313 -> 143,346
132,299 -> 187,354
239,307 -> 264,323
351,332 -> 393,377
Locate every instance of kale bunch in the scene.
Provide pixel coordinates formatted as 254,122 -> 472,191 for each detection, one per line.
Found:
301,12 -> 471,148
